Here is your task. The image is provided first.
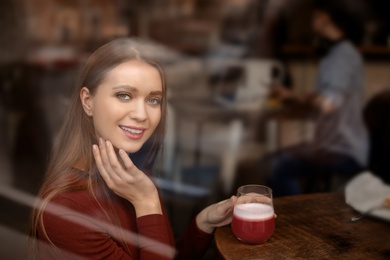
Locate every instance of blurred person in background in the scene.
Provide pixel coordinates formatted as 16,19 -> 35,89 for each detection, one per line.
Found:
267,0 -> 368,196
29,38 -> 238,259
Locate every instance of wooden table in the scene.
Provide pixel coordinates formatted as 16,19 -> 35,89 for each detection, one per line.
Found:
215,193 -> 390,259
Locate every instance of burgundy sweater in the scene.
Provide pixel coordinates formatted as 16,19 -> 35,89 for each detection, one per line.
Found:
37,176 -> 212,259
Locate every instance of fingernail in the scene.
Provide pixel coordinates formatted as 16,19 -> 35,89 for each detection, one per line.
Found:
92,144 -> 98,152
99,138 -> 104,145
106,140 -> 110,147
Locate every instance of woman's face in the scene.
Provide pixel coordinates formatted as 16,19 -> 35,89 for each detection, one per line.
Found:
81,60 -> 163,153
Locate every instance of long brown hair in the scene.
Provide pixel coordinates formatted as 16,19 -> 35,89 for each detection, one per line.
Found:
29,38 -> 167,258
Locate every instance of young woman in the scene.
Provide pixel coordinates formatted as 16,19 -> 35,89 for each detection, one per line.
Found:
29,38 -> 237,259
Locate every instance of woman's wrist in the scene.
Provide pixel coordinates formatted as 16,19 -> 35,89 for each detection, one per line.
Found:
132,191 -> 162,217
196,211 -> 215,234
134,200 -> 162,218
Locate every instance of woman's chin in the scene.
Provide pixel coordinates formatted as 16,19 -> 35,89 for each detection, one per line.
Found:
110,138 -> 145,154
119,144 -> 143,154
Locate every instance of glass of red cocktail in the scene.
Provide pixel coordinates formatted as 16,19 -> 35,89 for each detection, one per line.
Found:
231,185 -> 275,244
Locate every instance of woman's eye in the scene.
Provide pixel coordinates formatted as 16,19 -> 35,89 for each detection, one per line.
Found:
148,98 -> 161,105
117,93 -> 131,100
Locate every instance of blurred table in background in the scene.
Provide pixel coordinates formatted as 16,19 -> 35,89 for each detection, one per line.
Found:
262,99 -> 317,151
215,192 -> 390,259
168,96 -> 262,195
168,96 -> 317,195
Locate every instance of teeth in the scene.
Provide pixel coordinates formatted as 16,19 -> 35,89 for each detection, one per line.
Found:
121,126 -> 143,134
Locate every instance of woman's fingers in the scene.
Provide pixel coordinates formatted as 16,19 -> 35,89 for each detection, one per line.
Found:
96,139 -> 139,181
217,196 -> 237,216
105,141 -> 141,180
92,139 -> 159,209
105,140 -> 126,174
118,149 -> 138,173
93,144 -> 115,187
98,138 -> 114,173
95,139 -> 122,181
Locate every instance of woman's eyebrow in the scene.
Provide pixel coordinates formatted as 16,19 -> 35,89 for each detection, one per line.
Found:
149,90 -> 163,96
112,85 -> 138,93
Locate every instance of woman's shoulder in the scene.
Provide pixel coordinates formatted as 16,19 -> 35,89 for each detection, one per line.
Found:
44,168 -> 120,213
40,182 -> 137,242
48,187 -> 97,213
38,185 -> 138,259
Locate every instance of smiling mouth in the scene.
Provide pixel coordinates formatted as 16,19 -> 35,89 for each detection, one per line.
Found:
119,125 -> 145,134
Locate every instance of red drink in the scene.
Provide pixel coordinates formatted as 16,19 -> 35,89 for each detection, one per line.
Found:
231,203 -> 275,243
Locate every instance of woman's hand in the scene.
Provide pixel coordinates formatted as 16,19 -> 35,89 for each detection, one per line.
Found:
196,196 -> 237,234
92,138 -> 162,217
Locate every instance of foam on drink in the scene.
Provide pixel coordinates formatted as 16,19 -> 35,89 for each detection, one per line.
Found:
232,203 -> 275,243
233,203 -> 274,220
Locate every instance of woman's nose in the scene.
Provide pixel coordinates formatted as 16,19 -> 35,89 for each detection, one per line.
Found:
130,100 -> 147,122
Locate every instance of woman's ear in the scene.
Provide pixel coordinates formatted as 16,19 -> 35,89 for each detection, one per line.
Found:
80,87 -> 94,117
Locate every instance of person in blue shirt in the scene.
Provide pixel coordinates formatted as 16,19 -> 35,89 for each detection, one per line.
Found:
268,0 -> 368,196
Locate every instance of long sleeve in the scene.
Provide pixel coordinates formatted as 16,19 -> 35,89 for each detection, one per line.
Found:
37,183 -> 212,259
175,218 -> 214,260
37,189 -> 175,259
38,196 -> 137,259
137,214 -> 175,259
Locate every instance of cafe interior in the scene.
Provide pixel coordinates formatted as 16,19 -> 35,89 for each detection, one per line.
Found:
1,0 -> 389,259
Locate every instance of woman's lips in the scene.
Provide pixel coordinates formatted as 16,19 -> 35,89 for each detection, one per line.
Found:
119,125 -> 146,140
